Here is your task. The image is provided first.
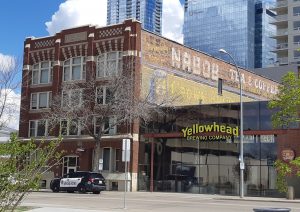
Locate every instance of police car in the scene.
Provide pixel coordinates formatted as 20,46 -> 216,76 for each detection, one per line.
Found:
50,171 -> 106,194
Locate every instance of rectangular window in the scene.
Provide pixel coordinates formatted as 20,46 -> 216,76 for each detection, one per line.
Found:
30,92 -> 51,110
29,121 -> 36,137
115,148 -> 121,172
96,52 -> 122,78
94,116 -> 117,135
39,93 -> 48,108
294,7 -> 300,16
60,120 -> 68,135
32,70 -> 39,85
63,57 -> 86,82
103,148 -> 111,171
96,87 -> 104,104
31,93 -> 37,109
218,78 -> 223,95
37,120 -> 46,136
32,62 -> 52,85
69,119 -> 79,136
60,119 -> 81,136
96,87 -> 113,105
61,89 -> 82,107
63,67 -> 70,81
29,120 -> 47,137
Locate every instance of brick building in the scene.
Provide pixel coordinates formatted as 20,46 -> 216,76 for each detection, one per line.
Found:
19,19 -> 299,196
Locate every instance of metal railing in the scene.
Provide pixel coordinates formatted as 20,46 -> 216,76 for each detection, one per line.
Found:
275,28 -> 288,36
277,57 -> 288,64
276,43 -> 288,49
275,14 -> 288,21
274,0 -> 288,8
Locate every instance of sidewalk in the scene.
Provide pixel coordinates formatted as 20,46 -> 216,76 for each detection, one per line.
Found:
33,190 -> 300,203
27,207 -> 108,212
213,195 -> 300,203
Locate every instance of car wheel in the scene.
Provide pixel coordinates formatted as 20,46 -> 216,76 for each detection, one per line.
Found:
52,185 -> 60,193
92,191 -> 100,194
77,184 -> 86,194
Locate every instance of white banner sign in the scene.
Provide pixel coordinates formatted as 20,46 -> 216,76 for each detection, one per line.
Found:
122,139 -> 131,162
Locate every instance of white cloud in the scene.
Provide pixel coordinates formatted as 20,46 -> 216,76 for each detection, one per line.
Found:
162,0 -> 184,44
0,53 -> 20,130
45,0 -> 107,35
0,89 -> 20,130
47,0 -> 184,43
0,53 -> 16,72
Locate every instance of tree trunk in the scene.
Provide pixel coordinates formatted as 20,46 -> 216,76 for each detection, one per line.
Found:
93,141 -> 101,172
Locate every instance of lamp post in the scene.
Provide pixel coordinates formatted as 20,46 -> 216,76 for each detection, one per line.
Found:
219,49 -> 244,198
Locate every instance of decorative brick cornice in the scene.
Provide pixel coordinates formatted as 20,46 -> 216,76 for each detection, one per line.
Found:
98,27 -> 123,39
33,39 -> 55,50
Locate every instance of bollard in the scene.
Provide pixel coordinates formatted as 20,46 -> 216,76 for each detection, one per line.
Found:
287,186 -> 294,200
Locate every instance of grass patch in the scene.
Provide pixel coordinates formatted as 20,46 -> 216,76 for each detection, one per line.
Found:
4,206 -> 36,211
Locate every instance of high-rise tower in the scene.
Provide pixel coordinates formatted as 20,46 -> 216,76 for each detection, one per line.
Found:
107,0 -> 162,34
183,0 -> 276,69
270,0 -> 300,66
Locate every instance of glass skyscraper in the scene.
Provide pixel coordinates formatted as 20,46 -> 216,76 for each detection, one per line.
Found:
183,0 -> 276,69
107,0 -> 162,34
255,0 -> 277,68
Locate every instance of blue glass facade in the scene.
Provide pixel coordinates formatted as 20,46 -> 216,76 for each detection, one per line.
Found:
107,0 -> 162,34
183,0 -> 276,69
254,0 -> 276,68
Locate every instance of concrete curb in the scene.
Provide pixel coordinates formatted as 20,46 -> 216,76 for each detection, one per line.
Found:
214,197 -> 300,203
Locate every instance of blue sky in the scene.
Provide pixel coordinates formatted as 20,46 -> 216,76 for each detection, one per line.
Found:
0,0 -> 64,57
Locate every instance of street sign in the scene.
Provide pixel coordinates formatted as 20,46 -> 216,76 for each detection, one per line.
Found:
240,162 -> 245,170
122,138 -> 131,209
98,159 -> 103,171
122,139 -> 130,162
122,139 -> 130,151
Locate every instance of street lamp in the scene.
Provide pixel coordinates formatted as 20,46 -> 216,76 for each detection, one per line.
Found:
219,49 -> 244,198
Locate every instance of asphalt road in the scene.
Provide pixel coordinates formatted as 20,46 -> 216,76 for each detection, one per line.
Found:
22,191 -> 300,212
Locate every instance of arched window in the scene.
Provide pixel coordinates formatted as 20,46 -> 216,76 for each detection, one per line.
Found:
97,51 -> 122,78
63,57 -> 86,82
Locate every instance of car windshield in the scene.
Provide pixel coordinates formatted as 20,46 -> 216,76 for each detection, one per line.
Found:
74,172 -> 88,178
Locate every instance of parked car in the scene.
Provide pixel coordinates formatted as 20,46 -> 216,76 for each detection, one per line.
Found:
50,171 -> 106,194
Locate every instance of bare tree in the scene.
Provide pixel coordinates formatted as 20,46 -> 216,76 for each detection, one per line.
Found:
0,56 -> 21,129
45,69 -> 178,171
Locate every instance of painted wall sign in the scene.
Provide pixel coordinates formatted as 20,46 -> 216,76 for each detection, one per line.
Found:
141,31 -> 280,100
281,149 -> 295,162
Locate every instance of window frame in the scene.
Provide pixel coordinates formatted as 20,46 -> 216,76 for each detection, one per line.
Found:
30,92 -> 52,110
96,51 -> 122,78
63,57 -> 86,82
59,119 -> 82,136
218,78 -> 223,96
95,86 -> 113,105
31,61 -> 53,85
93,116 -> 117,135
28,120 -> 48,137
61,89 -> 83,108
